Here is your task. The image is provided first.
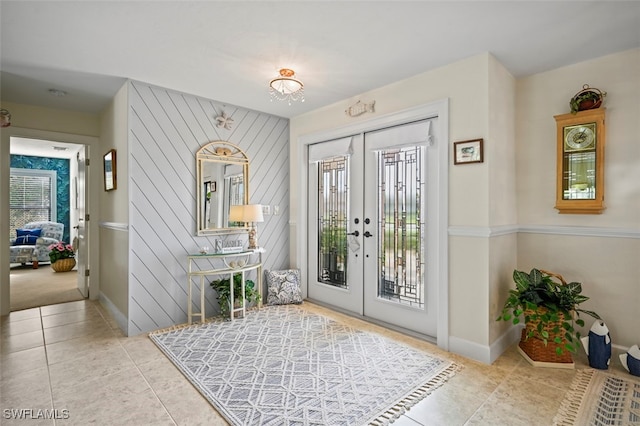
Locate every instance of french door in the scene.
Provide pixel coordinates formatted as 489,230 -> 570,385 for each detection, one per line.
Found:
307,118 -> 438,337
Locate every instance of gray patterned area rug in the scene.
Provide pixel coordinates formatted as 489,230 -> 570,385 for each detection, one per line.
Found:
553,369 -> 640,425
149,304 -> 460,425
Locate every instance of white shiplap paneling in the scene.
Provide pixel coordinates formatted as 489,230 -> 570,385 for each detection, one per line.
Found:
128,81 -> 290,335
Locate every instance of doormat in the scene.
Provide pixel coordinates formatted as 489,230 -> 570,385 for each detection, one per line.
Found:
149,304 -> 460,425
553,368 -> 640,425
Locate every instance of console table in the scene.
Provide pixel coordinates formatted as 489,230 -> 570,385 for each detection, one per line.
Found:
186,249 -> 263,324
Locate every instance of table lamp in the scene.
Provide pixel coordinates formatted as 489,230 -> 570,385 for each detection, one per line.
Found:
242,204 -> 264,249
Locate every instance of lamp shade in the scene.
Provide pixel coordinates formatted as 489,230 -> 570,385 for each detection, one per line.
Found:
243,204 -> 264,223
228,205 -> 244,222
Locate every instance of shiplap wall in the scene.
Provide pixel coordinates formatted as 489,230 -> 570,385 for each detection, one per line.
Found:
128,81 -> 290,335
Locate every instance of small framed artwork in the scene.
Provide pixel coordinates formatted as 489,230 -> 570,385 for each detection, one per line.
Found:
454,138 -> 483,165
103,149 -> 117,191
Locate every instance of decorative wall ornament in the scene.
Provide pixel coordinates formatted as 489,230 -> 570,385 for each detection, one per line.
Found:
0,108 -> 11,127
345,100 -> 375,117
215,111 -> 234,130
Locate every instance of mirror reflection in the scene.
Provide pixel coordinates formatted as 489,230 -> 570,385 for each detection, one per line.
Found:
196,141 -> 249,235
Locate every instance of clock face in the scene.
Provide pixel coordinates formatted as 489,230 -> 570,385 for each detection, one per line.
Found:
564,123 -> 596,151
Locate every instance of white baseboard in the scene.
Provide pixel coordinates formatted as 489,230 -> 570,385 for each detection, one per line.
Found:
99,292 -> 128,336
449,325 -> 522,364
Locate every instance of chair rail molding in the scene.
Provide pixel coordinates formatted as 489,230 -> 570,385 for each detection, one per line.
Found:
448,224 -> 640,239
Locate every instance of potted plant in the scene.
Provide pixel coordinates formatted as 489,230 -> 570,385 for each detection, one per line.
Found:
48,242 -> 76,272
210,274 -> 261,318
497,268 -> 601,360
570,84 -> 606,114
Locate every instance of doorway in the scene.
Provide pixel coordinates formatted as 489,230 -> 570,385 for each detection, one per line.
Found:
8,136 -> 89,310
305,109 -> 446,340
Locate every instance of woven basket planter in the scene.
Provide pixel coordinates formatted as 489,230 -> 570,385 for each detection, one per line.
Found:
519,306 -> 573,364
51,258 -> 76,272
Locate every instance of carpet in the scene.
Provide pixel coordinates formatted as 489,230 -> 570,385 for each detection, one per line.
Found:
554,368 -> 640,426
149,304 -> 460,425
10,264 -> 84,311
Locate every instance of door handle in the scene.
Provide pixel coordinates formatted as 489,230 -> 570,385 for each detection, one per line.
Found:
347,230 -> 360,237
363,231 -> 373,238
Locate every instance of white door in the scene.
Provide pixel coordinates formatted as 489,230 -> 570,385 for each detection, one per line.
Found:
307,135 -> 364,314
307,119 -> 438,337
75,148 -> 89,297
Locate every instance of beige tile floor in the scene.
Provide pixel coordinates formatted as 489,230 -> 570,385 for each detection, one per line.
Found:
0,299 -> 628,425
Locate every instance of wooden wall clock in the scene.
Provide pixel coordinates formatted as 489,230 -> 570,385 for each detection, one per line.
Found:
554,108 -> 606,214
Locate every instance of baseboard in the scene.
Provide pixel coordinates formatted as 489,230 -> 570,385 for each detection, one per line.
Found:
489,325 -> 524,364
99,292 -> 128,336
449,325 -> 522,364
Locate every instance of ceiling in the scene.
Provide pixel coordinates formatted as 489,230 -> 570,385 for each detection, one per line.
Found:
1,1 -> 639,119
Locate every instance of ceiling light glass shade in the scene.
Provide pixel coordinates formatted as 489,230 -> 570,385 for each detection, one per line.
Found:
269,68 -> 305,105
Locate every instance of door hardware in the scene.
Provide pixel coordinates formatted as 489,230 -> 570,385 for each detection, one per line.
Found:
354,218 -> 360,224
364,218 -> 371,224
347,230 -> 360,237
364,231 -> 373,238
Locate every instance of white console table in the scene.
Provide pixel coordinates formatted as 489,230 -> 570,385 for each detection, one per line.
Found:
186,249 -> 263,324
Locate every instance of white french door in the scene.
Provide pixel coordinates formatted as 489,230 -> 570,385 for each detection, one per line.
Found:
307,118 -> 439,337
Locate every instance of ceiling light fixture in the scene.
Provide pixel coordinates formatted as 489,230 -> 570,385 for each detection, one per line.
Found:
269,68 -> 304,105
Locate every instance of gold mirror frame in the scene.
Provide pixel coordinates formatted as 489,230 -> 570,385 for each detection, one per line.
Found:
196,141 -> 249,235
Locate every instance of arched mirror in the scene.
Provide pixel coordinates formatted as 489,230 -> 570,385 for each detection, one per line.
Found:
196,141 -> 249,235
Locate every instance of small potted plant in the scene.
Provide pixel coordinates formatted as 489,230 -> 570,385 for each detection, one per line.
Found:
210,274 -> 261,318
497,268 -> 601,363
48,242 -> 76,272
570,84 -> 606,114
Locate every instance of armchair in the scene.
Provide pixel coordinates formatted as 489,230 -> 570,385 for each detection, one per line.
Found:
10,221 -> 65,269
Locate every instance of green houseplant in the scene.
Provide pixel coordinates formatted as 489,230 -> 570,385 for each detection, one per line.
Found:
497,268 -> 600,356
48,242 -> 75,263
569,85 -> 606,114
48,241 -> 76,272
210,274 -> 261,317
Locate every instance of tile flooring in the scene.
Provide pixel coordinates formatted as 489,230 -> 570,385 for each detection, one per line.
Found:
0,299 -> 628,425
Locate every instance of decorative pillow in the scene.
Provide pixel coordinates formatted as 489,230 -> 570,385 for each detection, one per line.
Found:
266,269 -> 303,306
13,228 -> 42,246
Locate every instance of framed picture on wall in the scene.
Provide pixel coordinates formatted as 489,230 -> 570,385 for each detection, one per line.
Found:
103,149 -> 117,191
454,138 -> 483,165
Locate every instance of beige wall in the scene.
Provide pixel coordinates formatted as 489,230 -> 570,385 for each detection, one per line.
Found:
97,83 -> 129,322
515,48 -> 640,347
99,84 -> 129,223
0,102 -> 100,136
98,226 -> 129,318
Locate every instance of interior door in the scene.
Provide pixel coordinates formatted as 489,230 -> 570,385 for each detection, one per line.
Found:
307,119 -> 438,338
75,147 -> 89,297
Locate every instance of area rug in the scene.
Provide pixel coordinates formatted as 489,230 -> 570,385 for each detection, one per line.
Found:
149,304 -> 460,425
553,368 -> 640,425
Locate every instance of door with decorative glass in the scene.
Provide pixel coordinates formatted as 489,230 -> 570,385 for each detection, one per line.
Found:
307,119 -> 438,337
